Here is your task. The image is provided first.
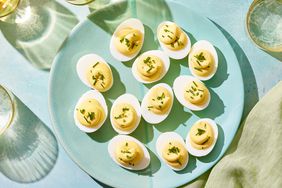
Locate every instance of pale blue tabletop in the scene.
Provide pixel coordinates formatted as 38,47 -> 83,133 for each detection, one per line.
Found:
0,0 -> 281,187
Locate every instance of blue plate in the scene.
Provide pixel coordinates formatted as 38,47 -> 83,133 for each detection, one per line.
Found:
49,1 -> 244,187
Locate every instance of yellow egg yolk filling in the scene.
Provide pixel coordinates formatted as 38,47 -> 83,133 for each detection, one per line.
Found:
112,103 -> 137,131
87,61 -> 113,92
162,141 -> 188,169
114,27 -> 143,55
158,23 -> 187,51
189,121 -> 214,150
137,55 -> 164,81
190,50 -> 214,77
115,141 -> 144,167
184,80 -> 209,105
76,99 -> 105,127
147,87 -> 172,114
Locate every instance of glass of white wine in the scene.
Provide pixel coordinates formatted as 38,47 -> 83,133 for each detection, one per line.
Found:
0,0 -> 20,18
246,0 -> 282,52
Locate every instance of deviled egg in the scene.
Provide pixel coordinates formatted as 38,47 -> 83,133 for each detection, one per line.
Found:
76,54 -> 113,92
141,83 -> 173,124
110,18 -> 145,62
188,40 -> 218,80
173,75 -> 210,111
110,93 -> 141,134
156,132 -> 189,171
108,135 -> 150,170
74,90 -> 108,133
132,50 -> 170,83
157,21 -> 191,59
186,118 -> 218,157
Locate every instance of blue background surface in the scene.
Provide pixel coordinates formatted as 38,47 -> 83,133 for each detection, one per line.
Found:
0,0 -> 281,187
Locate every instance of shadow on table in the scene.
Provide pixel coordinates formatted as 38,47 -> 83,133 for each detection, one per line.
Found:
0,0 -> 78,70
0,95 -> 58,183
265,50 -> 282,62
88,0 -> 172,36
210,20 -> 259,118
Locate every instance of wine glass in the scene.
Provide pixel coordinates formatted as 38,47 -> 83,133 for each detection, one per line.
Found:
246,0 -> 282,52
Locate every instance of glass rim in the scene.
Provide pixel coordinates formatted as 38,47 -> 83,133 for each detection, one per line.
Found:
66,0 -> 95,6
245,0 -> 282,53
0,85 -> 15,135
0,0 -> 21,19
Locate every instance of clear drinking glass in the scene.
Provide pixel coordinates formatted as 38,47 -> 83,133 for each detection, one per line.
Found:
0,86 -> 58,183
246,0 -> 282,52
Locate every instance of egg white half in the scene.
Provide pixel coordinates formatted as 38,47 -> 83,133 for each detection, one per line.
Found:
110,93 -> 141,134
185,118 -> 218,157
173,75 -> 210,111
110,18 -> 145,62
157,21 -> 191,60
156,132 -> 189,171
73,90 -> 108,133
132,50 -> 170,84
76,54 -> 113,92
108,135 -> 151,170
141,83 -> 174,124
188,40 -> 218,81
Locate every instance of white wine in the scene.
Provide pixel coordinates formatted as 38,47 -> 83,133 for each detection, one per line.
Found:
247,0 -> 282,52
0,0 -> 20,18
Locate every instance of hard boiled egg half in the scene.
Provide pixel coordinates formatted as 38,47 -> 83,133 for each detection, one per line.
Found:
156,132 -> 189,171
186,118 -> 218,157
74,90 -> 108,133
188,40 -> 218,80
173,75 -> 210,111
141,83 -> 174,124
132,50 -> 170,83
110,18 -> 145,62
110,93 -> 141,134
76,54 -> 113,92
157,21 -> 191,59
108,135 -> 150,170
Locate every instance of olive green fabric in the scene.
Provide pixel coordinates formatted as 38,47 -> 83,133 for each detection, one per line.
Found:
185,81 -> 282,188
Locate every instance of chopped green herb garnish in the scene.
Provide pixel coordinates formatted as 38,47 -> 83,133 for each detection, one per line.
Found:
122,107 -> 129,112
80,109 -> 85,114
194,67 -> 203,72
92,62 -> 99,68
202,136 -> 210,145
168,146 -> 180,154
196,128 -> 206,136
194,52 -> 206,62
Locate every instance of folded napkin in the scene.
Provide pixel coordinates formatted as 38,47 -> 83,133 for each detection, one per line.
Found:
185,81 -> 282,188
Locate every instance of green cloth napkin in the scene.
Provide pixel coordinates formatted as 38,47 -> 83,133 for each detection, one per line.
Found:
185,81 -> 282,188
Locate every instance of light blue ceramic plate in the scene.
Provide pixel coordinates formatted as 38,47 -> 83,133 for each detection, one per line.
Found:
49,1 -> 244,187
